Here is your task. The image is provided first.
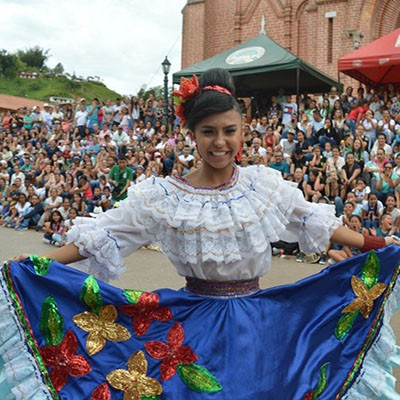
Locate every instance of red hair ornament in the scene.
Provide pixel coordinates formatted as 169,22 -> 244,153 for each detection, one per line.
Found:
173,75 -> 232,127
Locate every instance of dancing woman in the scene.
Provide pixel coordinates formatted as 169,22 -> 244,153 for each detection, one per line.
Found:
2,68 -> 400,399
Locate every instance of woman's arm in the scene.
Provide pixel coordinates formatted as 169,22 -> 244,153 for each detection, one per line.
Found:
331,225 -> 397,249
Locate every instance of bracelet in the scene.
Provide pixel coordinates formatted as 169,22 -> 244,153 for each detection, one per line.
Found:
361,235 -> 386,252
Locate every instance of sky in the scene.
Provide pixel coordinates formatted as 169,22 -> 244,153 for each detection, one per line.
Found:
0,0 -> 187,95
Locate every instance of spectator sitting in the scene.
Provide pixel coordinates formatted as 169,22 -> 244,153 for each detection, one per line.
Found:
328,215 -> 368,262
61,207 -> 79,246
305,169 -> 324,203
15,194 -> 44,231
362,191 -> 383,229
352,178 -> 370,203
276,129 -> 297,163
42,209 -> 64,247
58,197 -> 71,220
370,213 -> 397,237
270,151 -> 290,178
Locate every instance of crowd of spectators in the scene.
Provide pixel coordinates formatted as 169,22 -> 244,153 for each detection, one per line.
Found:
1,83 -> 400,263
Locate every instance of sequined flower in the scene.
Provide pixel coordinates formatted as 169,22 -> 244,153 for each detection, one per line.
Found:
119,292 -> 173,336
91,382 -> 111,400
106,350 -> 162,400
73,304 -> 131,356
342,276 -> 387,319
145,322 -> 198,381
40,329 -> 91,391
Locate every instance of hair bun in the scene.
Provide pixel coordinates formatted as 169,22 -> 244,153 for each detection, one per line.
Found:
199,68 -> 236,97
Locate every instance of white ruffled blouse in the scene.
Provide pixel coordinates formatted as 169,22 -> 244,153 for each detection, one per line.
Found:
67,165 -> 341,282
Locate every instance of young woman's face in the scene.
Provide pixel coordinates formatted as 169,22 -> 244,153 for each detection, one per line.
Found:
52,212 -> 60,221
386,196 -> 395,208
369,195 -> 377,206
344,202 -> 354,215
69,209 -> 78,219
346,153 -> 354,165
192,109 -> 242,172
350,216 -> 361,231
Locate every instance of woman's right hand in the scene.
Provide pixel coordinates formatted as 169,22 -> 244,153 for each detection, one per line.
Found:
11,253 -> 31,262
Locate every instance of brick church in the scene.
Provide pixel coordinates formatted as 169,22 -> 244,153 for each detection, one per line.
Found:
181,0 -> 400,89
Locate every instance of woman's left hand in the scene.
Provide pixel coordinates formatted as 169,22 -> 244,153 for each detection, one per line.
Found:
385,236 -> 400,246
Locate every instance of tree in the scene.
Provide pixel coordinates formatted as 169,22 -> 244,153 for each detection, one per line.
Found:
0,50 -> 18,78
17,46 -> 50,70
136,85 -> 163,101
53,62 -> 64,74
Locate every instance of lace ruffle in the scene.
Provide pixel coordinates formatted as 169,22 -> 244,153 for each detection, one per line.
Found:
138,166 -> 340,264
0,267 -> 52,400
343,277 -> 400,399
66,167 -> 340,279
66,219 -> 125,282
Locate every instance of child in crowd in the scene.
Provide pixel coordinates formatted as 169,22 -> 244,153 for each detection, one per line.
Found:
42,209 -> 64,247
61,207 -> 78,246
361,191 -> 384,229
352,177 -> 371,203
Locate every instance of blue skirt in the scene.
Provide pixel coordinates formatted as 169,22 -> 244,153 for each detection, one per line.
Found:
1,247 -> 400,399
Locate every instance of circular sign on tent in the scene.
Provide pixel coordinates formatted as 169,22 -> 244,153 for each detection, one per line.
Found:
226,46 -> 265,65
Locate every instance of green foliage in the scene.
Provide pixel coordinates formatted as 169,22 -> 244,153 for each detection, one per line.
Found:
0,50 -> 19,78
0,76 -> 121,102
17,46 -> 50,69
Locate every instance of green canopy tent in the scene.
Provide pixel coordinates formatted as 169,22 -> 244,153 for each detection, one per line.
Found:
173,33 -> 340,98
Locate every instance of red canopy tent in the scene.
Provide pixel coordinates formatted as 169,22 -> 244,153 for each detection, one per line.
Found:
338,28 -> 400,86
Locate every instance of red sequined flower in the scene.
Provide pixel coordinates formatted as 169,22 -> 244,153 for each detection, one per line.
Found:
91,382 -> 111,400
172,75 -> 199,127
145,322 -> 198,381
40,329 -> 91,391
119,292 -> 173,336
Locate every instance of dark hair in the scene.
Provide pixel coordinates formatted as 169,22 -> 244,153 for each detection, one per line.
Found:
182,68 -> 241,131
50,210 -> 64,223
350,214 -> 363,226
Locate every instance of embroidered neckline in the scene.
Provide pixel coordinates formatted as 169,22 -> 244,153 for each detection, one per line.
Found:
169,164 -> 239,192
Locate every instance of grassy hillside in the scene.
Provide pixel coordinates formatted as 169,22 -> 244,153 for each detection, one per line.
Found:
0,76 -> 121,102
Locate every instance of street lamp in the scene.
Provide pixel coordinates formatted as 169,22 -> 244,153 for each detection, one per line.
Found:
161,56 -> 171,128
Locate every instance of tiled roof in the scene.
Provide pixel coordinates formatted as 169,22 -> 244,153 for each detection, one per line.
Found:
0,94 -> 47,111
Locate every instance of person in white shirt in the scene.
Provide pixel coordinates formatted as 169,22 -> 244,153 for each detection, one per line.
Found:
281,96 -> 298,128
51,105 -> 63,127
276,129 -> 297,162
177,145 -> 195,176
74,104 -> 88,137
10,165 -> 26,184
370,133 -> 393,160
326,146 -> 345,179
251,137 -> 267,161
377,110 -> 395,144
112,127 -> 129,153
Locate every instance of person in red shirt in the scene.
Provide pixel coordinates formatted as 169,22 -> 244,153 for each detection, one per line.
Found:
345,100 -> 363,134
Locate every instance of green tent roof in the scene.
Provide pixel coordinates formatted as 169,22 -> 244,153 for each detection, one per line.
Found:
173,34 -> 340,97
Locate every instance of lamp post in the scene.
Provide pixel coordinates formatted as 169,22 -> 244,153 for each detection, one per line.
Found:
161,56 -> 171,128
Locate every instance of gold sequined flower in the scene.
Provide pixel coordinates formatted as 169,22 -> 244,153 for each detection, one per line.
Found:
342,276 -> 387,319
107,350 -> 163,400
73,305 -> 131,355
